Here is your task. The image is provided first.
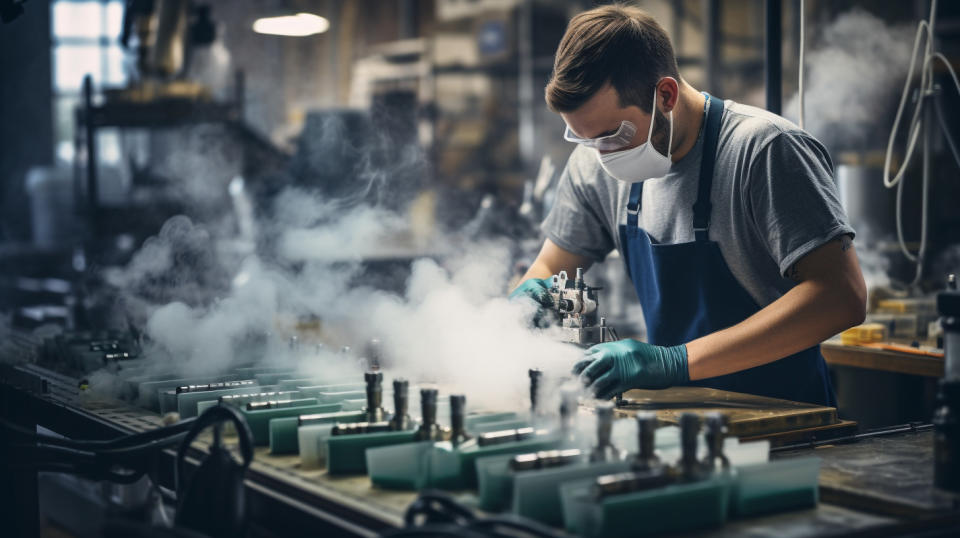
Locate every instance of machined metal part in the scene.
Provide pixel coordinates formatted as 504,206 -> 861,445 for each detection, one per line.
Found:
592,469 -> 674,499
590,402 -> 623,462
104,352 -> 135,361
703,412 -> 730,470
363,371 -> 387,422
364,338 -> 383,371
549,268 -> 608,347
509,449 -> 583,471
221,391 -> 295,405
176,379 -> 255,394
633,412 -> 661,471
389,379 -> 412,431
529,368 -> 542,415
676,412 -> 706,481
559,388 -> 578,442
935,274 -> 960,492
298,412 -> 334,426
477,426 -> 547,447
414,388 -> 445,441
449,395 -> 471,446
246,397 -> 315,411
331,421 -> 393,436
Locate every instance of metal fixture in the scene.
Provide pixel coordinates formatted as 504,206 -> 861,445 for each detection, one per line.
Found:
449,395 -> 471,446
589,402 -> 623,462
414,388 -> 445,442
389,379 -> 412,431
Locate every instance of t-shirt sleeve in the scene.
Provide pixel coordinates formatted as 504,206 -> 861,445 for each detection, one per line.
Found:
541,151 -> 615,262
745,131 -> 855,277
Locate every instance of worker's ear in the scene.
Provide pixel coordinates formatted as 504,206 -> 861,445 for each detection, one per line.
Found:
656,77 -> 680,113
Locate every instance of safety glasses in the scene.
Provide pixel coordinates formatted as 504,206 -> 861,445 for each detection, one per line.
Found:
563,120 -> 638,151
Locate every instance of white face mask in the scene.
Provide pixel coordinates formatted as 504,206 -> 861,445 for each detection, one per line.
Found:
596,87 -> 674,183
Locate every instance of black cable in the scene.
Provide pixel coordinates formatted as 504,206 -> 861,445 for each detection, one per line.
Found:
397,491 -> 564,538
0,415 -> 196,451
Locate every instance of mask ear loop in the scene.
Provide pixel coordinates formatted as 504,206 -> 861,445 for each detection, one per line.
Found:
648,87 -> 675,160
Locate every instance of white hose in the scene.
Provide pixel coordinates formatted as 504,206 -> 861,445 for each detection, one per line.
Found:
880,0 -> 960,282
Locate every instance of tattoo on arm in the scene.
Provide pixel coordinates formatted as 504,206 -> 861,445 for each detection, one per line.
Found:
787,235 -> 854,283
787,263 -> 802,283
839,235 -> 853,252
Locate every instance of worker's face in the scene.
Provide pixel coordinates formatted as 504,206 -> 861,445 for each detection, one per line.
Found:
561,84 -> 671,155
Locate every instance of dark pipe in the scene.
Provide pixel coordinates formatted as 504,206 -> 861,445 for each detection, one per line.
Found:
765,0 -> 782,113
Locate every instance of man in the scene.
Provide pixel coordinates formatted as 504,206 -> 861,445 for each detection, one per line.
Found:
511,5 -> 866,406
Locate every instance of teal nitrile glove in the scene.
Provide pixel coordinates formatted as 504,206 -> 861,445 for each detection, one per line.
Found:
509,277 -> 555,326
572,339 -> 689,400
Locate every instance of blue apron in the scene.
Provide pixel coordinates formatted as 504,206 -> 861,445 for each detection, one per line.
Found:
618,94 -> 836,406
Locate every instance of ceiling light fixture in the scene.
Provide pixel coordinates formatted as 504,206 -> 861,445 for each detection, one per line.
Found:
252,12 -> 329,37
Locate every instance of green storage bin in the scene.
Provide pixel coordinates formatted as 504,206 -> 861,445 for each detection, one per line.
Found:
327,430 -> 419,475
730,457 -> 820,516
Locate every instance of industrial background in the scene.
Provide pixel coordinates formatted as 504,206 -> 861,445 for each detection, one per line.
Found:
1,0 -> 959,537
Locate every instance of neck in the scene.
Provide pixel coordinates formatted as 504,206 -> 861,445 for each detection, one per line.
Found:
669,83 -> 707,163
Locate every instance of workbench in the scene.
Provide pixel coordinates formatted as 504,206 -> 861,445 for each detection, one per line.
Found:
2,361 -> 959,537
822,340 -> 943,430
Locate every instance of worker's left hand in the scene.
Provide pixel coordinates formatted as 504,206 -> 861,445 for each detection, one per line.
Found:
572,339 -> 689,400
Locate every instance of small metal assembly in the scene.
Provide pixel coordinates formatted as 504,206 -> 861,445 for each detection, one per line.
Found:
246,397 -> 315,411
589,402 -> 624,462
176,379 -> 256,394
414,388 -> 445,442
389,379 -> 412,431
510,449 -> 583,471
331,421 -> 393,436
633,412 -> 661,472
449,394 -> 471,446
548,268 -> 607,347
529,368 -> 543,415
592,470 -> 674,499
363,371 -> 387,422
703,412 -> 730,470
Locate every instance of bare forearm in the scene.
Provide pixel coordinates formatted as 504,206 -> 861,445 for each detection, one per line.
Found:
686,281 -> 863,379
515,238 -> 594,290
686,236 -> 866,380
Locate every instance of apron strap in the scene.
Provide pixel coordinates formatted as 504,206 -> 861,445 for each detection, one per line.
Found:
626,181 -> 642,229
693,94 -> 725,241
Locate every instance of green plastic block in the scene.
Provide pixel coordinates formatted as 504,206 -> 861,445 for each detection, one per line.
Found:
512,460 -> 631,526
560,473 -> 731,537
426,436 -> 562,490
176,385 -> 263,418
366,441 -> 437,490
240,401 -> 340,445
465,412 -> 519,429
139,376 -> 238,412
730,458 -> 819,516
327,430 -> 418,475
268,410 -> 365,455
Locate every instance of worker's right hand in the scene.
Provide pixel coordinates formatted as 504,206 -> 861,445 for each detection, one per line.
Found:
509,277 -> 554,325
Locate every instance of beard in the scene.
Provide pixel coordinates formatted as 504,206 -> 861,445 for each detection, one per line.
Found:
649,107 -> 671,156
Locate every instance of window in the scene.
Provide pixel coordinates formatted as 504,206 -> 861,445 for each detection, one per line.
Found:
51,0 -> 126,163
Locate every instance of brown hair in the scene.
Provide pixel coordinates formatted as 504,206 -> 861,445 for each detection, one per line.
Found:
545,4 -> 679,113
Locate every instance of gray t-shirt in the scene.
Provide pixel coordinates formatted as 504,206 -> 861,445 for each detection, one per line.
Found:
542,99 -> 854,307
